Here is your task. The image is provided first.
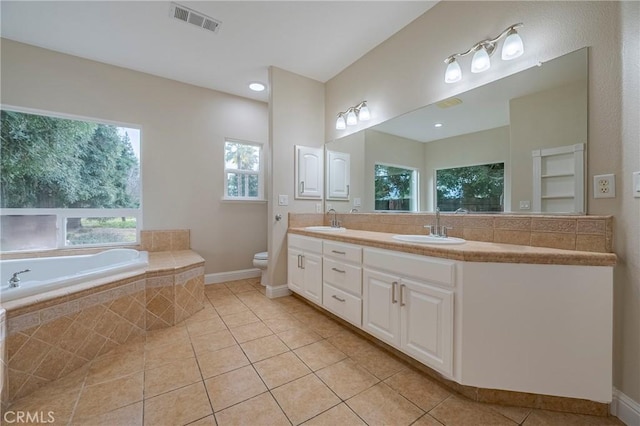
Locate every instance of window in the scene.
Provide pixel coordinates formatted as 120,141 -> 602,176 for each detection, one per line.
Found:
436,162 -> 504,212
223,139 -> 264,200
0,108 -> 141,251
374,164 -> 419,211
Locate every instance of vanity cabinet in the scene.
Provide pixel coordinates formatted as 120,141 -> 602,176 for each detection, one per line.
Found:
294,145 -> 323,199
363,247 -> 455,377
287,234 -> 322,305
322,240 -> 362,326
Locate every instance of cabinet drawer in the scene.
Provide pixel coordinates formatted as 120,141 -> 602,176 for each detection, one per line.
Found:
323,283 -> 362,327
323,240 -> 362,263
288,234 -> 322,253
363,248 -> 455,287
323,258 -> 362,296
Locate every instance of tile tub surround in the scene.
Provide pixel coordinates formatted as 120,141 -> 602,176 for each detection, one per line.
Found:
2,250 -> 205,403
3,280 -> 624,426
290,213 -> 614,254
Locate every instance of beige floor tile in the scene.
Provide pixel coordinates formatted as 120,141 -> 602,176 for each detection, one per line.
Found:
328,330 -> 374,357
220,310 -> 261,328
351,345 -> 406,380
412,414 -> 445,425
144,381 -> 212,426
253,351 -> 311,389
196,344 -> 250,379
271,374 -> 340,425
294,340 -> 347,371
225,281 -> 256,294
10,387 -> 80,425
302,403 -> 366,426
346,382 -> 424,426
72,401 -> 143,425
240,334 -> 290,363
429,395 -> 517,426
214,301 -> 250,316
74,372 -> 144,419
252,306 -> 291,321
229,322 -> 273,343
85,347 -> 144,386
522,409 -> 625,425
144,356 -> 201,398
187,415 -> 217,425
186,316 -> 228,337
277,327 -> 322,349
274,295 -> 311,312
204,365 -> 267,411
183,305 -> 220,325
190,329 -> 237,356
145,324 -> 190,351
316,358 -> 379,400
145,340 -> 195,370
383,368 -> 451,412
308,317 -> 345,338
489,404 -> 533,424
214,392 -> 289,426
263,315 -> 307,334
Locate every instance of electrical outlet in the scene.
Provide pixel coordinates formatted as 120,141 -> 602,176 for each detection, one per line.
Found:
354,198 -> 362,207
278,194 -> 288,206
519,200 -> 531,210
593,174 -> 615,199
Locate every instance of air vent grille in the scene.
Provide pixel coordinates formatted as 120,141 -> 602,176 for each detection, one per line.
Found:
169,2 -> 221,34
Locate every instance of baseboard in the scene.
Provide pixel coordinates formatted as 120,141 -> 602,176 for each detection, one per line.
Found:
611,387 -> 640,426
205,268 -> 261,285
266,284 -> 291,298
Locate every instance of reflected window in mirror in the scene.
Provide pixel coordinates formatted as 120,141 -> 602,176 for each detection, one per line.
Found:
374,164 -> 419,211
436,163 -> 504,212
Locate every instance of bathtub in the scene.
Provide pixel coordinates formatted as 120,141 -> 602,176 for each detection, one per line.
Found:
0,249 -> 148,302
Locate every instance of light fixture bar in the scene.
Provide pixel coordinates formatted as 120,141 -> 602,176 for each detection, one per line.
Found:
335,101 -> 370,130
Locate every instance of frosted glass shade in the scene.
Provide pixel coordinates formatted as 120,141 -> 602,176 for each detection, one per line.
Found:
502,31 -> 524,60
336,115 -> 346,130
444,59 -> 462,83
358,105 -> 371,121
471,47 -> 491,73
346,110 -> 358,126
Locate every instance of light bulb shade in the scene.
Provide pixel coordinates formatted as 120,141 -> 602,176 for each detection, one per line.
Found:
444,59 -> 462,83
358,104 -> 371,121
501,30 -> 524,60
336,115 -> 346,130
346,109 -> 358,126
471,47 -> 491,73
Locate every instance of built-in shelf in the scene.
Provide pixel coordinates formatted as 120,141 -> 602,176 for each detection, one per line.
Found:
533,143 -> 585,213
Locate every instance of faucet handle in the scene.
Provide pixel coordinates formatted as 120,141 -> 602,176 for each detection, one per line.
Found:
424,225 -> 434,235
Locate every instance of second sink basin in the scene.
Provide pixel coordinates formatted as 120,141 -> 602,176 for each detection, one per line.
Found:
392,235 -> 466,245
305,226 -> 347,232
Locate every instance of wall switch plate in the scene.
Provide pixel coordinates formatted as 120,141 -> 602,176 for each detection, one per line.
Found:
519,200 -> 531,210
316,203 -> 322,213
354,198 -> 362,207
278,195 -> 289,206
633,171 -> 640,198
593,174 -> 615,198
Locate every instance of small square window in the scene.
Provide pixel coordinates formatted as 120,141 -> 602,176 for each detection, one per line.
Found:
223,140 -> 264,200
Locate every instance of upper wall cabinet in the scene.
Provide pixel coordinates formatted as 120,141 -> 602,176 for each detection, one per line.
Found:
326,150 -> 350,200
295,145 -> 323,199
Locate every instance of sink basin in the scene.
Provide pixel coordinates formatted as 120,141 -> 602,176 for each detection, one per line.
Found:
305,226 -> 347,232
392,235 -> 466,245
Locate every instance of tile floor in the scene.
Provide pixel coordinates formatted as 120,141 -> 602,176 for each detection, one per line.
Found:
7,278 -> 625,426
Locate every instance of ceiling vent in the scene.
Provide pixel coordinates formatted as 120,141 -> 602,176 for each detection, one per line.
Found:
436,97 -> 463,109
169,3 -> 221,34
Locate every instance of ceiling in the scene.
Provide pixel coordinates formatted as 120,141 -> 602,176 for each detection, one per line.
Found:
0,1 -> 437,103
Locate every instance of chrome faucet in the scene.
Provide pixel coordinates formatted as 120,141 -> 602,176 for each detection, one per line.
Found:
425,207 -> 449,237
8,269 -> 31,288
349,208 -> 358,213
327,208 -> 340,228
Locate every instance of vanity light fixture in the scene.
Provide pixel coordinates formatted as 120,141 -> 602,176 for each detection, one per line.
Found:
444,23 -> 524,83
335,101 -> 370,130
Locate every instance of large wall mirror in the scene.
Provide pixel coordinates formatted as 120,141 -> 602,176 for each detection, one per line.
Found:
326,48 -> 588,214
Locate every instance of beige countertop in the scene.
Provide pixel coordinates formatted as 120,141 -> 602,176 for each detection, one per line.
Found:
289,228 -> 617,267
147,250 -> 205,273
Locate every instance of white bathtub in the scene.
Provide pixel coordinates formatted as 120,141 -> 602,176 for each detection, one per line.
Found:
0,249 -> 148,302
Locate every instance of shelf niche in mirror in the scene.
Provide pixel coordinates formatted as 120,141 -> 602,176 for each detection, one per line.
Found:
325,48 -> 588,214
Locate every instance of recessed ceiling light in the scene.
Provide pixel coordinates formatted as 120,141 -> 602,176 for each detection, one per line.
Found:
249,82 -> 266,92
434,123 -> 443,128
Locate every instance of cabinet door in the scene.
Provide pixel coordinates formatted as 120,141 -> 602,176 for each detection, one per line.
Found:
288,247 -> 304,294
326,150 -> 350,200
295,145 -> 323,199
400,278 -> 453,376
363,268 -> 400,346
302,252 -> 323,305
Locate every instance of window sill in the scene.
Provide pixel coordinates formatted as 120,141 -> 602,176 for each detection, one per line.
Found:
221,198 -> 267,204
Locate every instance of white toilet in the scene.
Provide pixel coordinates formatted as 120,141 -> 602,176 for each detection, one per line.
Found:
253,252 -> 268,286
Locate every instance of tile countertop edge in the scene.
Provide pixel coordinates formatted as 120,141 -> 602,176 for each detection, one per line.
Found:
288,228 -> 617,267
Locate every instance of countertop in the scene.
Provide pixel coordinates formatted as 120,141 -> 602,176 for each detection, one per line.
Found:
288,228 -> 617,267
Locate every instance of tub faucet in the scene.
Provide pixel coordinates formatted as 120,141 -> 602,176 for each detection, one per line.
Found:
327,208 -> 340,228
8,269 -> 30,288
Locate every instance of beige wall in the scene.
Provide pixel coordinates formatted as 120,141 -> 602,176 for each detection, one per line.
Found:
0,39 -> 269,275
325,1 -> 640,404
268,67 -> 325,287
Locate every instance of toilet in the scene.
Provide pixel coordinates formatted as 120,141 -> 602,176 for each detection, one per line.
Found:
253,252 -> 268,286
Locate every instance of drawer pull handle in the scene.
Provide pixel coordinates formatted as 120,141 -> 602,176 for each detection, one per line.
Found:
331,267 -> 346,274
392,281 -> 398,304
400,283 -> 406,306
331,250 -> 346,255
332,295 -> 346,302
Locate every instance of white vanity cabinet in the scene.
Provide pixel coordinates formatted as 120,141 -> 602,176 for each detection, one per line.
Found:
363,247 -> 455,377
322,240 -> 362,327
294,145 -> 323,199
287,234 -> 322,305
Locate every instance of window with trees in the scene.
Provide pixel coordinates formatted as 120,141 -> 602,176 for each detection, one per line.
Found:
436,162 -> 504,212
374,164 -> 419,211
223,140 -> 263,200
0,109 -> 141,251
